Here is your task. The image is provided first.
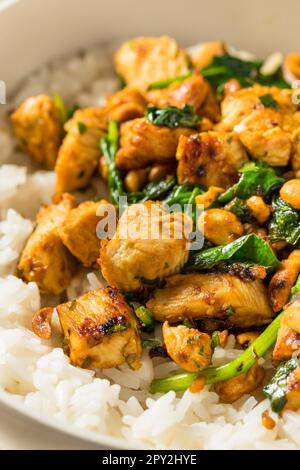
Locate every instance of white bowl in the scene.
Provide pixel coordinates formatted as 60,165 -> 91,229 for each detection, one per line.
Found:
0,0 -> 298,449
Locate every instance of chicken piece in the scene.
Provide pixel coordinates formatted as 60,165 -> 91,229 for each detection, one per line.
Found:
273,299 -> 300,361
198,208 -> 244,245
146,72 -> 209,112
99,201 -> 192,292
147,273 -> 273,328
163,322 -> 212,372
56,287 -> 141,369
189,41 -> 226,69
105,86 -> 146,122
268,250 -> 300,312
18,194 -> 76,295
116,117 -> 195,171
214,363 -> 265,403
285,363 -> 300,411
55,107 -> 107,193
195,186 -> 224,209
176,131 -> 248,189
219,84 -> 300,166
114,36 -> 190,91
60,199 -> 113,268
11,94 -> 61,169
198,84 -> 221,122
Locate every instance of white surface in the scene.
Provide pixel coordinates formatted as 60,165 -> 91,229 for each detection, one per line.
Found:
0,0 -> 299,450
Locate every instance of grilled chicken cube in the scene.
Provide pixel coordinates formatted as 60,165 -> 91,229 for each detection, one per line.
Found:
57,287 -> 141,369
147,273 -> 273,328
18,194 -> 76,295
146,72 -> 209,112
60,199 -> 113,268
176,131 -> 248,188
114,36 -> 190,91
163,322 -> 212,372
268,250 -> 300,312
55,107 -> 107,194
189,41 -> 226,69
11,94 -> 61,169
214,363 -> 265,403
99,201 -> 192,292
273,299 -> 300,361
105,86 -> 147,122
116,117 -> 194,171
219,84 -> 300,166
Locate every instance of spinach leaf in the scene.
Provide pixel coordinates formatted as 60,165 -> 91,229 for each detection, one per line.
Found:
99,120 -> 124,205
263,359 -> 298,412
225,197 -> 252,223
259,94 -> 279,108
201,54 -> 290,93
127,177 -> 176,204
146,105 -> 200,129
163,183 -> 205,207
184,233 -> 279,273
269,196 -> 300,245
148,72 -> 192,90
218,161 -> 284,204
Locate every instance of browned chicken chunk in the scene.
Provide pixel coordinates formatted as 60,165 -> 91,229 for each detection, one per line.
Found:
273,299 -> 300,361
268,250 -> 300,312
114,36 -> 190,91
57,287 -> 141,369
11,94 -> 61,169
219,84 -> 300,167
176,131 -> 248,188
55,107 -> 107,194
18,194 -> 76,295
214,363 -> 265,403
60,199 -> 113,268
189,41 -> 226,69
105,86 -> 147,122
100,201 -> 192,292
147,273 -> 273,328
116,117 -> 195,170
163,322 -> 212,372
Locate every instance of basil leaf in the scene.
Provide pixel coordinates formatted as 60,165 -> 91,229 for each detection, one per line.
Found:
146,104 -> 200,129
218,161 -> 284,204
269,196 -> 300,245
184,233 -> 279,273
263,359 -> 298,412
259,94 -> 279,108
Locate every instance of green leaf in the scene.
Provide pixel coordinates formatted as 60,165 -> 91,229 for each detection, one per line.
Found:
263,359 -> 298,412
142,338 -> 161,348
127,177 -> 176,204
184,233 -> 279,273
259,94 -> 279,108
148,72 -> 192,90
99,120 -> 124,205
218,161 -> 284,204
163,183 -> 205,207
107,323 -> 129,334
77,121 -> 87,134
269,196 -> 300,245
135,306 -> 154,328
146,104 -> 200,129
225,197 -> 252,223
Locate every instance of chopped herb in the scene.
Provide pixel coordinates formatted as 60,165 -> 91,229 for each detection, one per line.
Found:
107,323 -> 129,334
135,306 -> 154,328
127,177 -> 176,204
148,72 -> 192,90
142,338 -> 161,348
68,299 -> 77,311
225,306 -> 235,317
53,92 -> 78,130
77,121 -> 87,134
263,359 -> 298,412
259,94 -> 279,108
211,332 -> 220,349
146,104 -> 200,129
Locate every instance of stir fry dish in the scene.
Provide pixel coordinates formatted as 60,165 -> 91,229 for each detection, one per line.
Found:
11,36 -> 300,419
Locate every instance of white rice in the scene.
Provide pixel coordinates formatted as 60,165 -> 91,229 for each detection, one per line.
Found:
0,43 -> 299,450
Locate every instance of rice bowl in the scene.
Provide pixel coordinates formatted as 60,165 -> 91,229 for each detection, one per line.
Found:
2,0 -> 300,450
